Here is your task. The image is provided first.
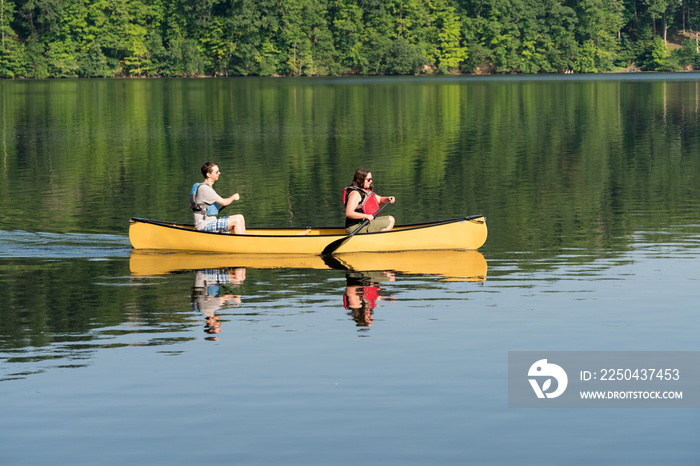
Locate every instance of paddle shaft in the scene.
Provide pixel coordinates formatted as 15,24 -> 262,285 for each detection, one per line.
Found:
321,201 -> 392,256
348,200 -> 391,235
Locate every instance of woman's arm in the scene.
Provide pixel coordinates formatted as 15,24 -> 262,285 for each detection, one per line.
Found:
345,191 -> 373,221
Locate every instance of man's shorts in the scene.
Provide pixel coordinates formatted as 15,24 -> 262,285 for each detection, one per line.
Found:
345,216 -> 392,234
200,217 -> 230,233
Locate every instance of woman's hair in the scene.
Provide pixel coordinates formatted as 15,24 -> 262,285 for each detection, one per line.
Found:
350,168 -> 372,190
201,161 -> 217,178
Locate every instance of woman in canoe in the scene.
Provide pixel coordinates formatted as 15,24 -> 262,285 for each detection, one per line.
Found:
344,168 -> 395,234
190,162 -> 246,234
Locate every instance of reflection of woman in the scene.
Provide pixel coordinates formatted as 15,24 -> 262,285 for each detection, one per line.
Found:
343,271 -> 395,328
344,169 -> 395,234
344,284 -> 379,327
191,268 -> 246,340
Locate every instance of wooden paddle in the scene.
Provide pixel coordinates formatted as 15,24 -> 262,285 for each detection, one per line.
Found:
321,201 -> 391,256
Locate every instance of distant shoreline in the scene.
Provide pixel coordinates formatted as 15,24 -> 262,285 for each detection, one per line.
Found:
6,69 -> 700,80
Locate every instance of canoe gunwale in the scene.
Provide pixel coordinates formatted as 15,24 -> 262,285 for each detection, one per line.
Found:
128,215 -> 485,238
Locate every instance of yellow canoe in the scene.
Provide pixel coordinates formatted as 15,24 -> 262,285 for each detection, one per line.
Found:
129,249 -> 487,282
128,215 -> 487,255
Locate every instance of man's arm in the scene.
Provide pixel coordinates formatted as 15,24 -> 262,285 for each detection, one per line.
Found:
217,193 -> 240,206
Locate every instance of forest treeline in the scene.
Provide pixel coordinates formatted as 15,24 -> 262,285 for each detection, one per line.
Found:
2,0 -> 700,78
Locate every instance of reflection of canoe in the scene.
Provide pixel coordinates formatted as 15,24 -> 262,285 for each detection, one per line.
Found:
129,251 -> 329,275
330,250 -> 487,282
129,249 -> 487,282
128,216 -> 487,254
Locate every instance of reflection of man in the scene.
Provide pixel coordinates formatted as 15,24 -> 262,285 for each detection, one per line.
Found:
343,271 -> 395,329
191,268 -> 246,340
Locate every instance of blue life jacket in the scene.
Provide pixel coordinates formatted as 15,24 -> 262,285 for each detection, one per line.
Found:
189,183 -> 225,217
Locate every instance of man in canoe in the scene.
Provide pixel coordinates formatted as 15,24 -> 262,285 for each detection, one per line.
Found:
344,168 -> 395,234
190,162 -> 246,234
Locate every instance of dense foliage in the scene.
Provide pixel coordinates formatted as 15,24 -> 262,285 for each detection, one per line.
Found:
2,0 -> 700,78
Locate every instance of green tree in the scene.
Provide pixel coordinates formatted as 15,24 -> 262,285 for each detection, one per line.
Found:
277,0 -> 335,76
672,38 -> 699,69
642,35 -> 670,70
157,5 -> 205,76
4,0 -> 700,77
383,0 -> 431,43
78,41 -> 112,76
383,36 -> 425,74
428,0 -> 467,73
198,16 -> 235,76
224,0 -> 279,76
539,0 -> 577,72
460,0 -> 521,72
360,0 -> 429,74
646,0 -> 668,38
0,0 -> 26,77
329,0 -> 365,72
570,0 -> 624,71
574,39 -> 598,72
45,39 -> 80,77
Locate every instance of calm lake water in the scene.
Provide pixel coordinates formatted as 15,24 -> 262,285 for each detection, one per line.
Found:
1,74 -> 700,465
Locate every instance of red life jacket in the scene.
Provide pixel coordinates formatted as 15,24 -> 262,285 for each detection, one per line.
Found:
343,186 -> 380,215
343,285 -> 380,310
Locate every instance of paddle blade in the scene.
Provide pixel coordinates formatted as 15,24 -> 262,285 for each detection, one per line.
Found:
321,237 -> 348,256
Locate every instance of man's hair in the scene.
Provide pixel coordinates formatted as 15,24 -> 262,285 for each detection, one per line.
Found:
201,161 -> 217,178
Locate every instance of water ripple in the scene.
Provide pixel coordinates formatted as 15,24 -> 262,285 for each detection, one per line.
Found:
0,230 -> 131,259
